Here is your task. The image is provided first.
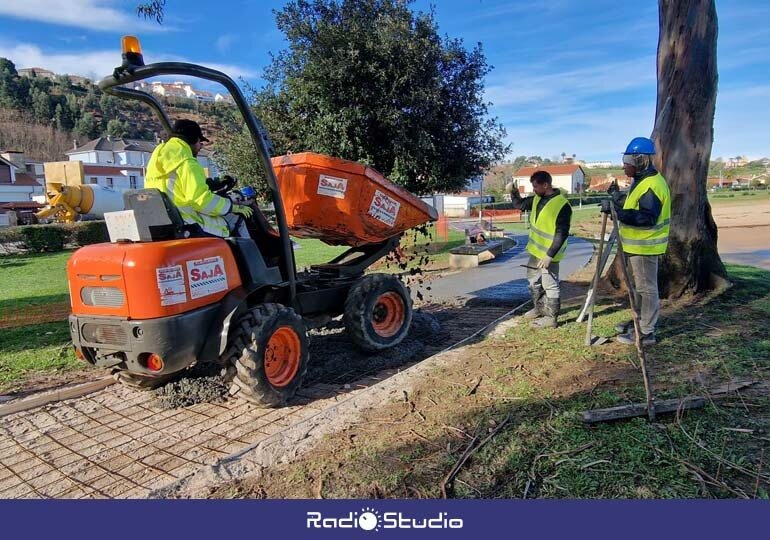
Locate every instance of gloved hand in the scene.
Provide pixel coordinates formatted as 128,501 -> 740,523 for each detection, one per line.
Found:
537,255 -> 553,269
510,186 -> 523,200
232,204 -> 254,219
607,180 -> 619,195
600,199 -> 613,214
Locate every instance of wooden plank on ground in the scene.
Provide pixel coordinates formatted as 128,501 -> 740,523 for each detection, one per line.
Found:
582,396 -> 706,424
0,377 -> 115,418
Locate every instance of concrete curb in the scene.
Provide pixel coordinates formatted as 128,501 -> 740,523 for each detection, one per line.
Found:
0,377 -> 116,418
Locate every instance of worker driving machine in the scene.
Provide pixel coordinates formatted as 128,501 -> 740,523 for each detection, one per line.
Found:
66,36 -> 437,407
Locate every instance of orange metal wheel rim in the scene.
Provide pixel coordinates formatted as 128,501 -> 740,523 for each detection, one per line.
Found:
371,291 -> 405,338
264,326 -> 302,388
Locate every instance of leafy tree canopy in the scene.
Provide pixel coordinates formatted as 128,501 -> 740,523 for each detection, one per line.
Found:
218,0 -> 508,195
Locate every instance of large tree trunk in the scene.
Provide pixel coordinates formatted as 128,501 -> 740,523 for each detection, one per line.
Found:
652,0 -> 727,297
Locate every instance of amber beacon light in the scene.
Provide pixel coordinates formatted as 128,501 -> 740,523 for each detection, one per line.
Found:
121,35 -> 144,66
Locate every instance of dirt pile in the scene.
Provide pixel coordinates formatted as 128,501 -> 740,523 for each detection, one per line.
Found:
153,364 -> 229,409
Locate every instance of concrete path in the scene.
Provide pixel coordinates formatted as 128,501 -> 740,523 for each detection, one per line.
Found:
426,235 -> 594,303
0,304 -> 513,499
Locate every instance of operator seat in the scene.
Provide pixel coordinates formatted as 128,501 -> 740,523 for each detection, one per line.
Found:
123,188 -> 186,240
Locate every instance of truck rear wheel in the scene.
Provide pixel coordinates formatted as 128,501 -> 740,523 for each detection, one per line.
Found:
224,304 -> 308,407
344,273 -> 413,352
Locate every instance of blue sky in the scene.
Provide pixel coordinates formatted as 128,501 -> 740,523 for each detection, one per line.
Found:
0,0 -> 767,162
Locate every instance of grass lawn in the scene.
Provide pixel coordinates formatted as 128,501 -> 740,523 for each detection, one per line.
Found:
0,251 -> 72,312
709,190 -> 770,206
0,321 -> 82,392
212,264 -> 770,499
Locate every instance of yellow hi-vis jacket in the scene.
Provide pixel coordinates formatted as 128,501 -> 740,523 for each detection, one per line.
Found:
526,192 -> 569,262
144,137 -> 232,237
619,173 -> 671,256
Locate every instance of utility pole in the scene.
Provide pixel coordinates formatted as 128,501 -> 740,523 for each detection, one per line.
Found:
478,176 -> 484,224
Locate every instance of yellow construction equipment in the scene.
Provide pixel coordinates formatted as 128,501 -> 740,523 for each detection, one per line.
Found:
37,161 -> 125,222
36,183 -> 126,222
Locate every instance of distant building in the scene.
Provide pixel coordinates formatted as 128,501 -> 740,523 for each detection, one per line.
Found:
584,161 -> 614,169
0,151 -> 45,185
513,165 -> 586,195
63,136 -> 218,191
132,81 -> 224,104
67,75 -> 91,86
0,154 -> 43,206
725,156 -> 749,169
588,173 -> 630,192
18,67 -> 56,80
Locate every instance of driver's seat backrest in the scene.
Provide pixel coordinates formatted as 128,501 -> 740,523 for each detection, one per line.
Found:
123,188 -> 186,240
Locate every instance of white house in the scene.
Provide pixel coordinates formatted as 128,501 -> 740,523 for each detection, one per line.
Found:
513,165 -> 586,195
0,154 -> 43,204
584,161 -> 614,169
64,136 -> 218,191
1,151 -> 45,185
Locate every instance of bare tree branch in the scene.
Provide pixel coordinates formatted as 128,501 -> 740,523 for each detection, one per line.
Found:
136,0 -> 166,24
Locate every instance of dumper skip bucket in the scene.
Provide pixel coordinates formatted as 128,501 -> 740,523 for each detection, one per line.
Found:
271,152 -> 438,247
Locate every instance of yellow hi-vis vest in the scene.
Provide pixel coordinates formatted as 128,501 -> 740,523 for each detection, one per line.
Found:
526,192 -> 570,262
619,173 -> 671,256
144,138 -> 232,237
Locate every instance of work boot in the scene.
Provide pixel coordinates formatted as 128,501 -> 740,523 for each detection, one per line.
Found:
615,320 -> 633,333
523,286 -> 544,320
616,329 -> 656,346
532,298 -> 560,328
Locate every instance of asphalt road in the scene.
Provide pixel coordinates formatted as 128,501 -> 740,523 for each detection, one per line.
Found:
425,234 -> 593,304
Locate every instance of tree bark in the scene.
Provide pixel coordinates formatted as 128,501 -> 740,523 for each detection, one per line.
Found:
653,0 -> 727,296
609,0 -> 728,297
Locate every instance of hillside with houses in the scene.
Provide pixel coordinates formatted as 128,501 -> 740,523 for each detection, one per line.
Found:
0,58 -> 238,162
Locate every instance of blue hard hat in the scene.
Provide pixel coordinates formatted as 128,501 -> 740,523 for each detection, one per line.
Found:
624,137 -> 655,155
241,186 -> 256,197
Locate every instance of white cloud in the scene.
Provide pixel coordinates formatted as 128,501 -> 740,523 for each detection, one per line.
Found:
0,43 -> 117,80
485,56 -> 656,108
0,42 -> 259,83
0,0 -> 168,32
501,103 -> 656,162
215,34 -> 239,55
713,84 -> 770,159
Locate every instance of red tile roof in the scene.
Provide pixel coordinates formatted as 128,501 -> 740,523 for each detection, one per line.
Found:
515,164 -> 584,177
13,173 -> 42,186
0,201 -> 44,210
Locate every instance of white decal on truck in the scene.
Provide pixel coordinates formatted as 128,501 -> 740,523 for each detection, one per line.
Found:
368,189 -> 400,227
317,174 -> 348,199
186,256 -> 228,299
156,265 -> 186,306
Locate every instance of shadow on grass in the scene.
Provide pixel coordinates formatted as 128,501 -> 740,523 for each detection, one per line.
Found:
227,263 -> 770,499
0,293 -> 71,312
0,321 -> 72,355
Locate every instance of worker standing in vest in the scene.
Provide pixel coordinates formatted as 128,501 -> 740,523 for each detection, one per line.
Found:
511,171 -> 572,328
145,119 -> 253,237
601,137 -> 671,345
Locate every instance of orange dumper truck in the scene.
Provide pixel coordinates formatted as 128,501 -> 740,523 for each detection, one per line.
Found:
66,36 -> 437,407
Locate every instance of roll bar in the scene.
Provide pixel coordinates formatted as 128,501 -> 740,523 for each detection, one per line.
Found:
99,62 -> 297,300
